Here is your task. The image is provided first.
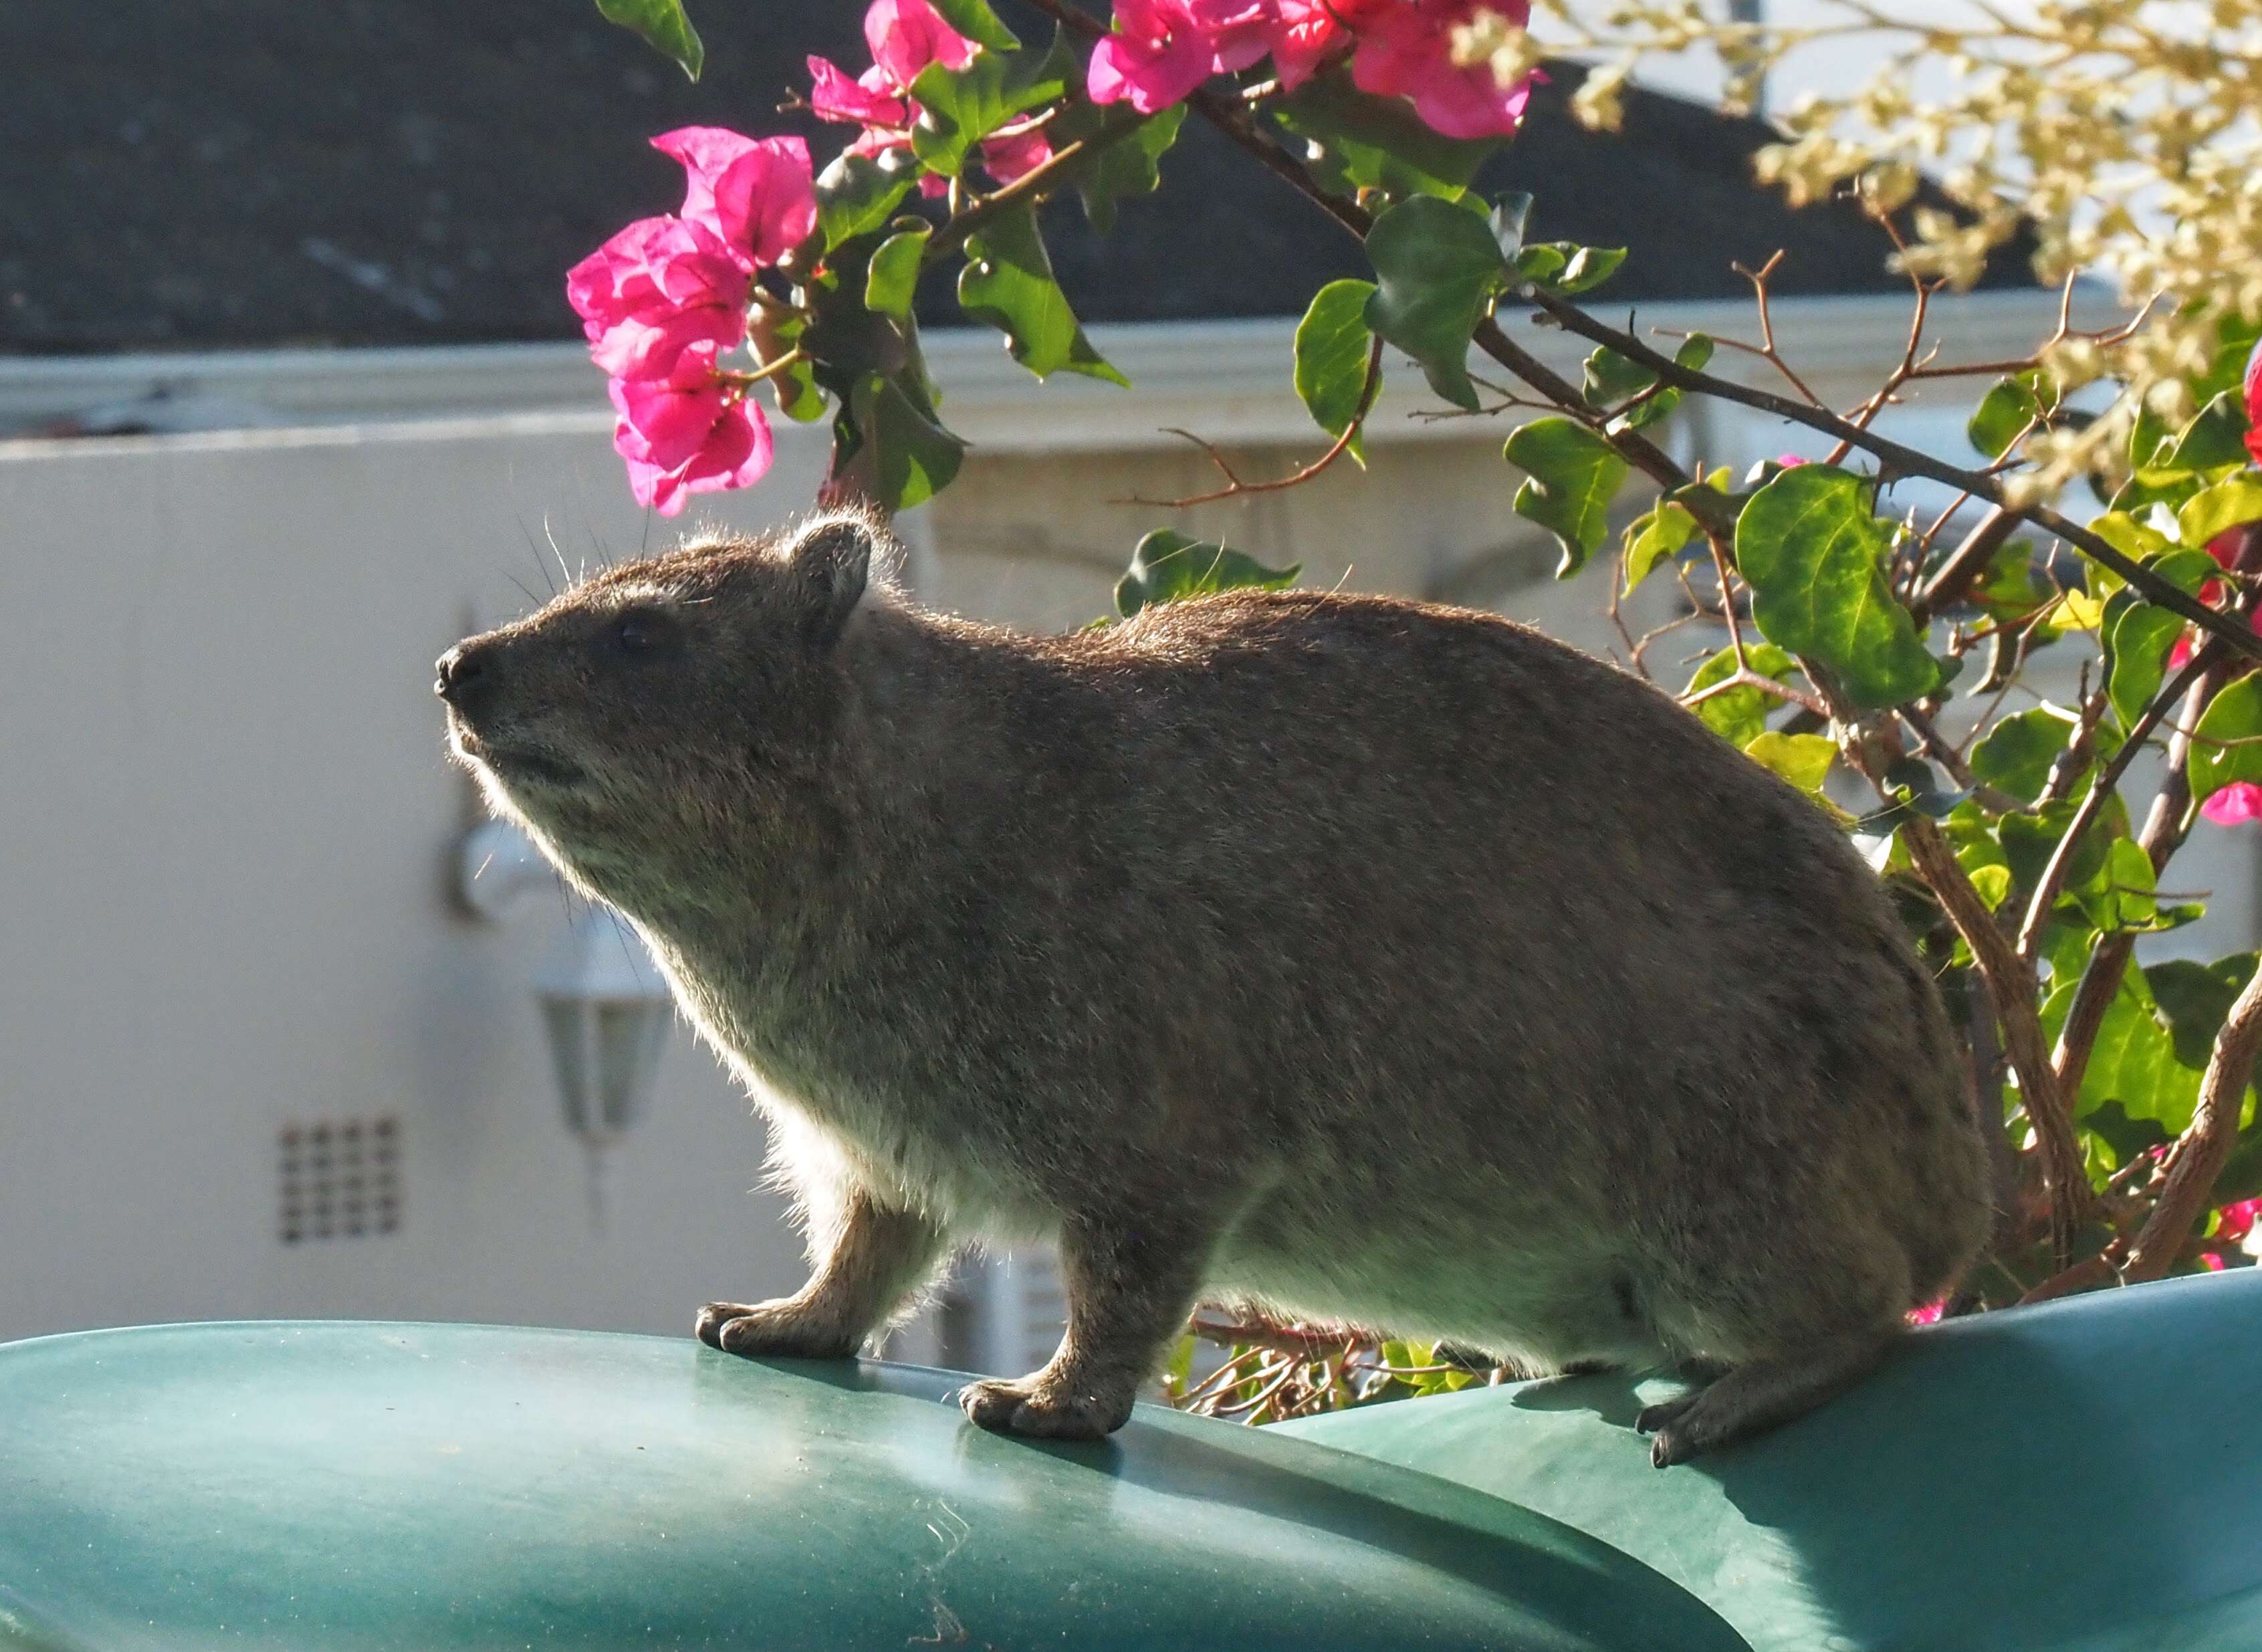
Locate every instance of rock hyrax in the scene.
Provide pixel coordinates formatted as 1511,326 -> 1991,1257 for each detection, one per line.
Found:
438,509 -> 1988,1464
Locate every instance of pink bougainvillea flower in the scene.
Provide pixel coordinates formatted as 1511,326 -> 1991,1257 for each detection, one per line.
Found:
2245,336 -> 2262,467
1353,0 -> 1540,140
867,0 -> 977,87
650,128 -> 816,269
808,56 -> 909,128
807,0 -> 976,142
2166,524 -> 2261,669
2203,782 -> 2262,826
978,125 -> 1054,185
1089,0 -> 1272,114
608,346 -> 774,518
1266,0 -> 1351,88
2217,1197 -> 2262,1244
566,215 -> 750,382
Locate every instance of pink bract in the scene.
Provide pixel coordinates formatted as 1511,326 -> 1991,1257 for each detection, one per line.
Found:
1089,0 -> 1224,113
565,215 -> 750,382
980,126 -> 1054,186
808,57 -> 909,128
2204,782 -> 2262,826
2245,336 -> 2262,468
867,0 -> 977,90
1353,0 -> 1539,140
651,128 -> 816,268
1266,0 -> 1349,88
608,347 -> 774,518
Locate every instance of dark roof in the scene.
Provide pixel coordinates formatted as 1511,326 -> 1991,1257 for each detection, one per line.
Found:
0,3 -> 2033,354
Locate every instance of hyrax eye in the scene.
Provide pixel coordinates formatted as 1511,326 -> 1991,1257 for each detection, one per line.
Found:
608,608 -> 669,658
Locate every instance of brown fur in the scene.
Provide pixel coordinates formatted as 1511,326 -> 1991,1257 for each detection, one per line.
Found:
436,509 -> 1989,1463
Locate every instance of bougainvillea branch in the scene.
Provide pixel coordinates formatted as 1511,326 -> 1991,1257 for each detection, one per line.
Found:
577,0 -> 2262,1401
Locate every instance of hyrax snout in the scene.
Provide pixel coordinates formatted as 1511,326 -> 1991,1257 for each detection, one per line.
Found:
441,509 -> 1989,1464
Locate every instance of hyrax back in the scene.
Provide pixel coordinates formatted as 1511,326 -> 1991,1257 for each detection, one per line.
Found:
439,511 -> 1989,1463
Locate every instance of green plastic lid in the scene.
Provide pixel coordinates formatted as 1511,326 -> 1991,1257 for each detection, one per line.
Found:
0,1321 -> 1744,1651
1282,1271 -> 2262,1652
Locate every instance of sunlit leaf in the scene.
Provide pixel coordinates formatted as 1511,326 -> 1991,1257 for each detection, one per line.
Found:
1503,417 -> 1629,578
594,0 -> 703,78
959,203 -> 1127,384
1735,464 -> 1941,709
1115,531 -> 1299,618
1294,279 -> 1377,463
1363,196 -> 1505,411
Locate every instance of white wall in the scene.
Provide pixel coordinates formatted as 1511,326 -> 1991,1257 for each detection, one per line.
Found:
8,295 -> 2241,1360
0,413 -> 838,1343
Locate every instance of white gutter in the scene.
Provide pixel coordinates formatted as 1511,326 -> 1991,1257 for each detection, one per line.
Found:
0,287 -> 2113,454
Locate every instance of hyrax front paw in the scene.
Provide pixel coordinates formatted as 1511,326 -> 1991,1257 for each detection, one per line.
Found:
956,1375 -> 1133,1440
694,1298 -> 859,1359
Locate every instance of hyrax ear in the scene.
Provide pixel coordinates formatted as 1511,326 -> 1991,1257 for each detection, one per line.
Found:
790,513 -> 875,646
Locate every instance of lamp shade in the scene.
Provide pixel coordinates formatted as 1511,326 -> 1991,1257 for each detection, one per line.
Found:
534,906 -> 675,1147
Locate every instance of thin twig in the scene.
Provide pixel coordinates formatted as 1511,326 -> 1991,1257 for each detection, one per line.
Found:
1117,335 -> 1383,508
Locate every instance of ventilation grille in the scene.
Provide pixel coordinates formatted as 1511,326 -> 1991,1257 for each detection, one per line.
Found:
279,1117 -> 401,1244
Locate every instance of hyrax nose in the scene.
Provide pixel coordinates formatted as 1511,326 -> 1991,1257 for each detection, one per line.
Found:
434,642 -> 497,714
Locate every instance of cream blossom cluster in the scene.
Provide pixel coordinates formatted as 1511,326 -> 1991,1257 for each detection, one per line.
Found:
1514,0 -> 2262,485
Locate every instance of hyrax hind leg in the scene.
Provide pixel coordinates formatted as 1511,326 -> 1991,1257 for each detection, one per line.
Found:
698,1187 -> 949,1359
1637,1324 -> 1897,1467
957,1203 -> 1214,1441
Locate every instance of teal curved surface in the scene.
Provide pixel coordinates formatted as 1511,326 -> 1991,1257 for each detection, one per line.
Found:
1282,1271 -> 2262,1652
0,1321 -> 1744,1651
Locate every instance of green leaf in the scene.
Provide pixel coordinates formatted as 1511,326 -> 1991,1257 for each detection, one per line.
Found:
2107,602 -> 2184,729
2051,971 -> 2203,1131
1622,501 -> 1698,592
1967,374 -> 2042,460
814,152 -> 915,251
1684,643 -> 1796,748
1516,243 -> 1625,296
958,204 -> 1127,386
2190,674 -> 2262,804
2179,475 -> 2262,550
1502,417 -> 1629,578
1161,1332 -> 1196,1399
1968,706 -> 2079,806
750,308 -> 827,423
909,31 -> 1072,177
1999,802 -> 2109,909
864,225 -> 931,320
1968,862 -> 2015,911
594,0 -> 703,78
1582,335 -> 1710,435
1115,530 -> 1300,618
1294,279 -> 1377,463
1744,730 -> 1836,794
1074,106 -> 1185,234
927,0 -> 1019,51
2112,465 -> 2213,518
1583,346 -> 1654,409
830,369 -> 966,512
1363,195 -> 1506,412
2168,391 -> 2253,472
1272,72 -> 1500,203
1735,465 -> 1941,710
1510,244 -> 1565,287
2148,956 -> 2260,1070
2087,834 -> 2156,931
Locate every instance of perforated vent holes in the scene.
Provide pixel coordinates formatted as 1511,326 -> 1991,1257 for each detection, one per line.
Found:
279,1117 -> 401,1244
